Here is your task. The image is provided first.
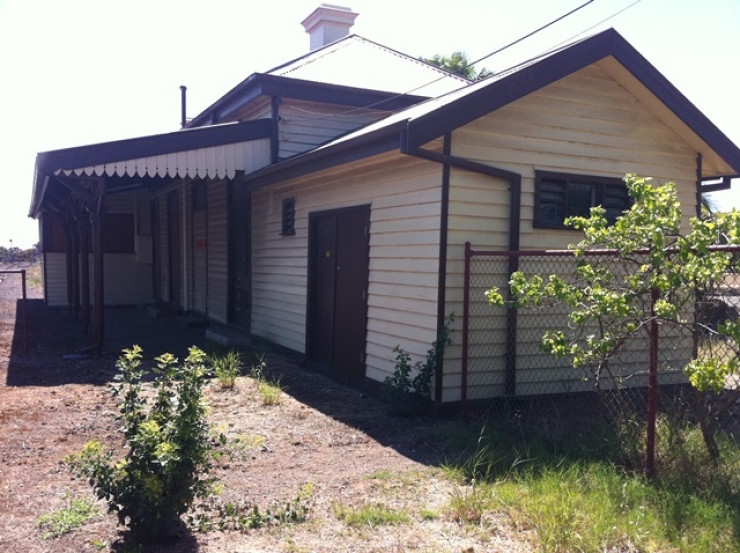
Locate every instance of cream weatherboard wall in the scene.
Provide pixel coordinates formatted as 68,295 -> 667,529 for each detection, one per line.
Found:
441,62 -> 700,402
250,152 -> 445,383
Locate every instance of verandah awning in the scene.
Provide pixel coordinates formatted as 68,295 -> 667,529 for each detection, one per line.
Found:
30,118 -> 273,217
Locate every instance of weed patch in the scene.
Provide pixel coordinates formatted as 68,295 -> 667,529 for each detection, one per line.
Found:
334,503 -> 409,527
37,495 -> 98,538
189,485 -> 312,532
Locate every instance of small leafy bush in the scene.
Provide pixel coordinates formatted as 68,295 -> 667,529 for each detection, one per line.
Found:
65,345 -> 223,542
36,495 -> 98,538
210,349 -> 242,390
383,314 -> 454,415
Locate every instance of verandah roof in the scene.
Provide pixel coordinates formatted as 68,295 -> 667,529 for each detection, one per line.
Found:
30,119 -> 273,217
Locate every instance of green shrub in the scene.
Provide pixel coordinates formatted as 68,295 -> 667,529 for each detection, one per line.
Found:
65,345 -> 223,542
383,314 -> 454,415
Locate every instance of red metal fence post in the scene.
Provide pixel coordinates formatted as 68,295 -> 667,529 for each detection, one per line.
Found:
645,286 -> 659,478
461,241 -> 471,410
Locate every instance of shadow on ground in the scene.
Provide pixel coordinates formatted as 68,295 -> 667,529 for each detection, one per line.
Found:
5,300 -> 471,467
5,300 -> 213,387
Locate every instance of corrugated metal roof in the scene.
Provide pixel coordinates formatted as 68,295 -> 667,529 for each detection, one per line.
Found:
267,35 -> 470,98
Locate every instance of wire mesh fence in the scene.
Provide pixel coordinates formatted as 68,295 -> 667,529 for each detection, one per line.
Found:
462,243 -> 740,479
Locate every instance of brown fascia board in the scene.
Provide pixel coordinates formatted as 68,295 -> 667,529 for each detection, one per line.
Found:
404,28 -> 740,175
186,73 -> 430,128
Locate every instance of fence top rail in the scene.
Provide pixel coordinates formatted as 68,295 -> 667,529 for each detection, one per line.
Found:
0,270 -> 27,274
468,245 -> 740,258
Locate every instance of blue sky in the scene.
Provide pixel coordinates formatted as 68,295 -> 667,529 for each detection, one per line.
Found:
1,0 -> 738,247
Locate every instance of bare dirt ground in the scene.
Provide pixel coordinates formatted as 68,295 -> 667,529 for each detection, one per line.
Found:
0,264 -> 532,552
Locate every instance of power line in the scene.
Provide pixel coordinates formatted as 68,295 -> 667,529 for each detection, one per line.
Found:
550,0 -> 642,50
469,0 -> 594,69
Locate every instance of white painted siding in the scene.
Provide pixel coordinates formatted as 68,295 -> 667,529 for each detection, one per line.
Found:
278,100 -> 389,160
44,252 -> 68,307
251,152 -> 444,382
443,63 -> 699,402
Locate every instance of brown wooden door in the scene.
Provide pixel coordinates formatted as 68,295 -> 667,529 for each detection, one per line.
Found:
229,182 -> 251,329
307,205 -> 370,383
167,191 -> 181,305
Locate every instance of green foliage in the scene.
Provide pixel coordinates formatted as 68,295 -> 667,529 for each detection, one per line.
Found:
383,314 -> 454,415
486,174 -> 740,392
420,50 -> 492,80
64,345 -> 224,542
36,495 -> 98,538
210,349 -> 242,390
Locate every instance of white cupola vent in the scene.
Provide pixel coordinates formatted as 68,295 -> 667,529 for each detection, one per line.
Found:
301,4 -> 358,51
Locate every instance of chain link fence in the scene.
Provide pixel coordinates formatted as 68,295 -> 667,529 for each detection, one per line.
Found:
462,243 -> 740,479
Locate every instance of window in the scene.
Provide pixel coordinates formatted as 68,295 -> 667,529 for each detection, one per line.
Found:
534,171 -> 630,229
281,197 -> 296,236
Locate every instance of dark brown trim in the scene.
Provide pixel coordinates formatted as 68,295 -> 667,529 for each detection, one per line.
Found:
270,96 -> 280,164
434,133 -> 452,404
696,153 -> 703,218
700,174 -> 736,194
